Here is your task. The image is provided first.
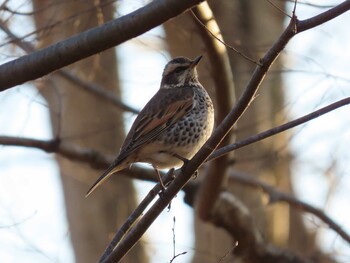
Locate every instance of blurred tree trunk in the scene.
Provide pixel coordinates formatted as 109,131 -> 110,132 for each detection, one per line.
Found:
164,1 -> 330,262
31,1 -> 147,262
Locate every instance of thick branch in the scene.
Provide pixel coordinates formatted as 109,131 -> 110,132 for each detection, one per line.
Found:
0,19 -> 139,114
0,0 -> 205,90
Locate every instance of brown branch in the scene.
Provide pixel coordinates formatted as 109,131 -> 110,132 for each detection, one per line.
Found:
297,0 -> 350,32
57,71 -> 139,114
0,19 -> 139,114
0,0 -> 206,90
99,169 -> 173,262
0,136 -> 109,169
229,171 -> 350,245
208,96 -> 350,162
211,192 -> 311,263
190,2 -> 236,220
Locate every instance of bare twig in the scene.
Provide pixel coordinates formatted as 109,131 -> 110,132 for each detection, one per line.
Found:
265,0 -> 292,18
169,216 -> 187,263
208,96 -> 350,162
190,8 -> 258,64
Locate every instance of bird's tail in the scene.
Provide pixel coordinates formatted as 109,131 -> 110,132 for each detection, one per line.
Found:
85,161 -> 123,197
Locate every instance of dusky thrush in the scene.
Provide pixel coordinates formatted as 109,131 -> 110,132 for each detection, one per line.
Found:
86,56 -> 214,196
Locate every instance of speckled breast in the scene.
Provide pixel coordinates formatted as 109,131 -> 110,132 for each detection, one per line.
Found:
159,85 -> 214,157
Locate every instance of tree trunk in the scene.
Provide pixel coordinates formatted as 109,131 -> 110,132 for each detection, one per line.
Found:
31,1 -> 147,262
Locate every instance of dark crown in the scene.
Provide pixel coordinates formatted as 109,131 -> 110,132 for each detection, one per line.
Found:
161,56 -> 201,88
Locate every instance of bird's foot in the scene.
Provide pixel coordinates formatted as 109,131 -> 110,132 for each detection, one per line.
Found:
192,170 -> 199,180
173,154 -> 198,180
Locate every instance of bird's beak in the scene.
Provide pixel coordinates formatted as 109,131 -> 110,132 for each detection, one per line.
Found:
190,55 -> 202,68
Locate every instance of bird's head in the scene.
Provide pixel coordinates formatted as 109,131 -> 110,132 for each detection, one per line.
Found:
160,56 -> 202,88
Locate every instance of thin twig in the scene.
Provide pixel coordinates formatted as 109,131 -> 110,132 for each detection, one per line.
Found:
265,0 -> 292,18
169,216 -> 187,263
208,96 -> 350,162
190,9 -> 259,65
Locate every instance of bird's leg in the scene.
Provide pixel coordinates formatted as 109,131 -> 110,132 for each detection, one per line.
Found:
172,153 -> 190,164
152,165 -> 166,191
172,154 -> 199,180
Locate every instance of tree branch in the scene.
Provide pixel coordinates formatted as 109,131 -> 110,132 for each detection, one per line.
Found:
208,96 -> 350,162
229,171 -> 350,245
0,19 -> 139,114
0,0 -> 205,90
211,192 -> 311,263
297,0 -> 350,32
0,136 -> 109,169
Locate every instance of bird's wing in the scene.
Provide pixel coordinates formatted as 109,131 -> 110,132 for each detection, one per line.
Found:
119,88 -> 194,159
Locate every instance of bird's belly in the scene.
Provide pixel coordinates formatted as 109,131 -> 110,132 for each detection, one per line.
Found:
137,143 -> 200,169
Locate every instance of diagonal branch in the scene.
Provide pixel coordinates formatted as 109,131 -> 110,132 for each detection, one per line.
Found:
0,0 -> 205,90
208,96 -> 350,162
0,19 -> 139,114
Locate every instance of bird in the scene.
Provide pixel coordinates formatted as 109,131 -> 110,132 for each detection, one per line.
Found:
86,55 -> 214,197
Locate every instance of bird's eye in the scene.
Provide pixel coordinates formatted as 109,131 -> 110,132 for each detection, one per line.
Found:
174,66 -> 187,74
